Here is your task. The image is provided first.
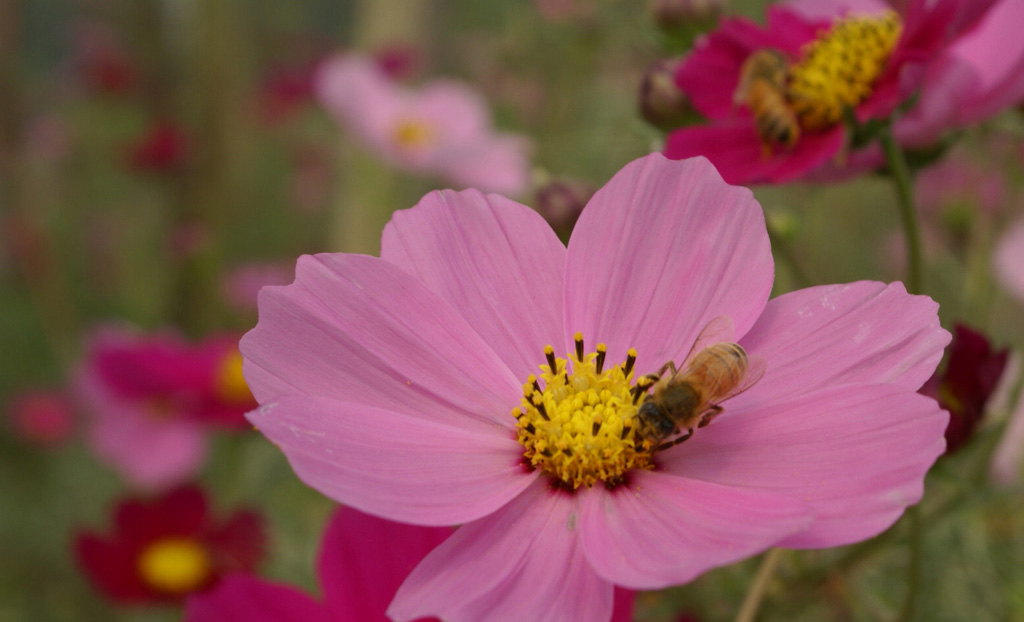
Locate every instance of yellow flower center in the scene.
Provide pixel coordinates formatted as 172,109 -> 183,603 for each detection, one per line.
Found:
514,333 -> 655,490
137,537 -> 212,595
787,11 -> 902,130
392,119 -> 435,149
215,349 -> 253,405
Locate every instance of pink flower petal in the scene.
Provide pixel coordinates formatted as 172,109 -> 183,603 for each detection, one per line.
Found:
241,253 -> 521,433
995,220 -> 1024,303
578,471 -> 812,588
185,575 -> 331,622
389,481 -> 613,622
663,384 -> 948,548
381,189 -> 565,382
247,395 -> 535,526
664,122 -> 846,186
318,507 -> 451,621
735,281 -> 949,408
416,81 -> 490,145
440,134 -> 531,195
564,155 -> 773,377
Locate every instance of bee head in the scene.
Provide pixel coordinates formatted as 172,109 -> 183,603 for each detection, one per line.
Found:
637,401 -> 675,439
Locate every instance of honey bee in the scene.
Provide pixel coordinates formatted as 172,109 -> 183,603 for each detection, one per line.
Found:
636,317 -> 766,452
733,49 -> 800,150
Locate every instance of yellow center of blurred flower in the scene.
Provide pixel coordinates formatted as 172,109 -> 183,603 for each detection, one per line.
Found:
137,537 -> 211,595
787,11 -> 902,130
513,333 -> 655,490
392,119 -> 436,149
215,349 -> 253,405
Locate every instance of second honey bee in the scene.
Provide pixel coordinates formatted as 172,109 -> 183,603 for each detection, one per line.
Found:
733,48 -> 800,151
636,317 -> 766,451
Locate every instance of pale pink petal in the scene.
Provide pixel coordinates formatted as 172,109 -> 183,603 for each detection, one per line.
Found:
241,253 -> 521,433
247,395 -> 535,526
315,55 -> 402,153
734,281 -> 949,409
990,372 -> 1024,486
441,134 -> 531,195
564,154 -> 773,378
381,189 -> 564,382
389,481 -> 613,622
416,81 -> 490,145
994,220 -> 1024,303
579,471 -> 812,588
185,575 -> 331,622
949,0 -> 1024,124
318,506 -> 451,621
663,384 -> 948,548
785,0 -> 889,19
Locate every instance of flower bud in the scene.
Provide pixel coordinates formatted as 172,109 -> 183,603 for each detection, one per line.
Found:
639,58 -> 691,129
535,178 -> 594,237
649,0 -> 723,31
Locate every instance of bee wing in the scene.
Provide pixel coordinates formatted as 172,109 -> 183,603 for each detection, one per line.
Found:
679,316 -> 735,372
719,354 -> 767,403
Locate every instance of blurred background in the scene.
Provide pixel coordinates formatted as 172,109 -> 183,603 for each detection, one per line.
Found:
2,0 -> 1024,620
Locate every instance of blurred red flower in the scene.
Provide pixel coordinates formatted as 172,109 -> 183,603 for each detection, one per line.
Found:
74,485 -> 265,604
126,121 -> 190,173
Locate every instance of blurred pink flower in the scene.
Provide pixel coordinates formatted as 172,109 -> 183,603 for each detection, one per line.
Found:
241,154 -> 949,621
990,354 -> 1024,486
7,389 -> 75,447
994,219 -> 1024,304
665,1 -> 995,184
77,326 -> 255,488
916,150 -> 1006,216
316,55 -> 530,195
221,262 -> 295,313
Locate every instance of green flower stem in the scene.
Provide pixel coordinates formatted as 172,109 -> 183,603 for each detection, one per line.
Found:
736,548 -> 785,622
765,217 -> 813,288
895,505 -> 923,622
879,129 -> 923,294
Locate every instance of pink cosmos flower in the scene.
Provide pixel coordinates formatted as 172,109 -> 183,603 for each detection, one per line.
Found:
242,154 -> 950,621
665,0 -> 994,184
75,485 -> 265,604
994,219 -> 1024,304
6,389 -> 75,447
77,326 -> 256,488
221,261 -> 296,313
315,55 -> 530,195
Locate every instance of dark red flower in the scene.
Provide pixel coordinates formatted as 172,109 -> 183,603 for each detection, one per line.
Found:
126,121 -> 190,173
74,485 -> 265,604
920,323 -> 1008,453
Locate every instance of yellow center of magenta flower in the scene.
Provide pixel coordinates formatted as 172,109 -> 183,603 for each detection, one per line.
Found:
787,11 -> 902,130
392,119 -> 435,149
514,333 -> 655,490
215,349 -> 253,404
137,537 -> 211,594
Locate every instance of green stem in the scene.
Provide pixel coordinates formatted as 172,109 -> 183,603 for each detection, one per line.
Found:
765,217 -> 812,288
895,505 -> 923,622
736,548 -> 784,622
879,129 -> 923,294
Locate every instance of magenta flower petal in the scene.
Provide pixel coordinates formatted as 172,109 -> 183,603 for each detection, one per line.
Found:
735,281 -> 949,407
185,575 -> 331,622
381,189 -> 566,381
579,471 -> 813,588
664,122 -> 846,186
664,384 -> 947,548
388,482 -> 612,622
248,395 -> 534,525
319,507 -> 450,621
241,253 -> 521,432
565,155 -> 772,374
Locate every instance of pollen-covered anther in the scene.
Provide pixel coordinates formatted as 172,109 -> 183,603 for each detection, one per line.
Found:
513,337 -> 655,490
787,11 -> 902,130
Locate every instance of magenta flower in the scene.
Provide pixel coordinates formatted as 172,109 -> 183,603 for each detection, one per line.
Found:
664,0 -> 991,184
75,485 -> 265,604
242,154 -> 950,621
77,326 -> 255,488
7,389 -> 75,447
315,54 -> 530,195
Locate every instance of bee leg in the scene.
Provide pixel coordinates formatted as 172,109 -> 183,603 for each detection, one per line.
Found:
697,405 -> 724,428
655,428 -> 693,452
657,361 -> 678,377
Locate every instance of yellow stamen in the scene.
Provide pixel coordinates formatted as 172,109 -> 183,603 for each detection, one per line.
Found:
787,11 -> 902,130
514,338 -> 654,490
392,119 -> 435,149
137,537 -> 211,595
215,349 -> 253,405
